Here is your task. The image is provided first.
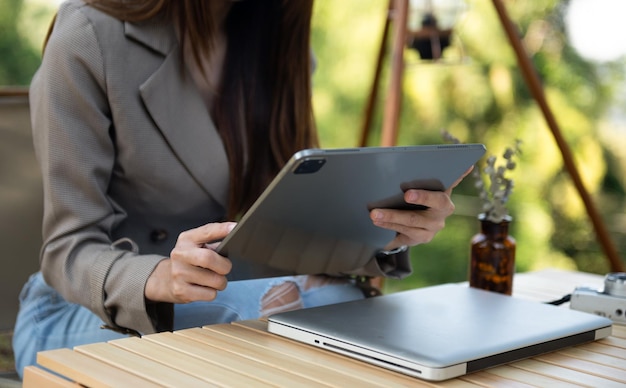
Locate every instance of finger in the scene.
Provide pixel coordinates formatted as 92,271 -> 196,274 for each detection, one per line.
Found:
169,258 -> 229,303
176,222 -> 237,248
169,278 -> 222,304
178,285 -> 220,303
403,190 -> 455,216
171,261 -> 228,292
382,227 -> 437,248
171,245 -> 233,275
373,211 -> 442,244
382,223 -> 440,248
371,206 -> 447,245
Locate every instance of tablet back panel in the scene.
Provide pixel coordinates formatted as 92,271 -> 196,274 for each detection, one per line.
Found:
218,144 -> 485,280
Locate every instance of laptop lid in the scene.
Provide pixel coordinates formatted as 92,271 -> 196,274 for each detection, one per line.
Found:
267,284 -> 612,381
218,144 -> 486,280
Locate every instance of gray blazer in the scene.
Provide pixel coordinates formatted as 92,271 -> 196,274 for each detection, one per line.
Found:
31,0 -> 409,334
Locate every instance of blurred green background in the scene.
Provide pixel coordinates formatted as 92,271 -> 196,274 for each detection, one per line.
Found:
2,0 -> 625,295
308,0 -> 626,293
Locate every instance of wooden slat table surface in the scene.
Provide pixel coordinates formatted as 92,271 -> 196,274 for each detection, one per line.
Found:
24,270 -> 626,387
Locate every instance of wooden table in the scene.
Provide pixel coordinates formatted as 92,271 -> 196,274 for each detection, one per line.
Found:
23,270 -> 626,387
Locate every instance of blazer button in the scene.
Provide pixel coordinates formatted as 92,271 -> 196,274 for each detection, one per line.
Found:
150,229 -> 168,243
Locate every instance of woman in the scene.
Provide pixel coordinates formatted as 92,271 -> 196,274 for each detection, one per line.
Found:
13,0 -> 463,378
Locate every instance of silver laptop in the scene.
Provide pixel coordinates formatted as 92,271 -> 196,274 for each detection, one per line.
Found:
267,284 -> 612,381
218,144 -> 485,280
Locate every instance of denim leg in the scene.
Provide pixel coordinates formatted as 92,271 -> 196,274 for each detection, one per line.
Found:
12,272 -> 127,379
173,276 -> 300,329
174,275 -> 365,329
298,278 -> 365,308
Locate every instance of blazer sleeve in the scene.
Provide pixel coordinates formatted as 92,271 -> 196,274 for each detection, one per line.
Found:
31,2 -> 171,334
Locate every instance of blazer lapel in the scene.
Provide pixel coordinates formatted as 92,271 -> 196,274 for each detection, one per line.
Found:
126,21 -> 229,208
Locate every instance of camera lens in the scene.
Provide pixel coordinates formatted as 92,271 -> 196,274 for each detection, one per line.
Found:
604,272 -> 626,298
293,158 -> 326,174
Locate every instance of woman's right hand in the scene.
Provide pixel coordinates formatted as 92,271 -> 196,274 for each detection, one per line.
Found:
145,222 -> 236,303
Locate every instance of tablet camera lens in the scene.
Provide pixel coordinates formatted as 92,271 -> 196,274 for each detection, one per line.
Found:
294,158 -> 326,174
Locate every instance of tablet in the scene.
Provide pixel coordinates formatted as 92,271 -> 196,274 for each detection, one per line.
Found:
217,144 -> 486,280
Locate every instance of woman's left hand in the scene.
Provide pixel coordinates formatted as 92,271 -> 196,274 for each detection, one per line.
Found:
370,167 -> 472,250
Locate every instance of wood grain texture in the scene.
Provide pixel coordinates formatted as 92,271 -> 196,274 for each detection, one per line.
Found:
24,270 -> 625,388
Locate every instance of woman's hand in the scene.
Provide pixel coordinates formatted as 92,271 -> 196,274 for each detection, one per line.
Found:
145,222 -> 236,304
370,167 -> 472,250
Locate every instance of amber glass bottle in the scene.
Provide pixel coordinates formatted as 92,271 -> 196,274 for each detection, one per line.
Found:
469,214 -> 516,295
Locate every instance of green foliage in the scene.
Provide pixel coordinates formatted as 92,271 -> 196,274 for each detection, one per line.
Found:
310,0 -> 626,291
0,0 -> 43,85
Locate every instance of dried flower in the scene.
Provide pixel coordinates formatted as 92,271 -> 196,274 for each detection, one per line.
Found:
441,130 -> 522,223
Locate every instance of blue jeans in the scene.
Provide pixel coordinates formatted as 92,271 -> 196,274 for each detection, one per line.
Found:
13,272 -> 364,379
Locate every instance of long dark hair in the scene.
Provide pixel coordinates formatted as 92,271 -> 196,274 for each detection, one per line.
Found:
49,0 -> 319,219
214,0 -> 318,218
